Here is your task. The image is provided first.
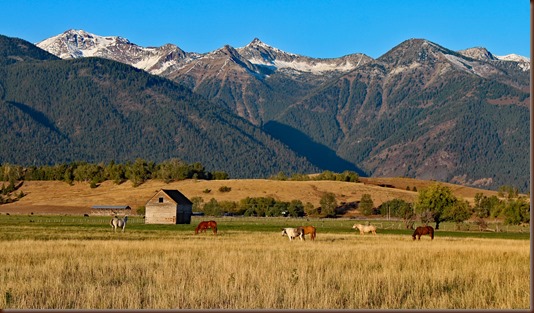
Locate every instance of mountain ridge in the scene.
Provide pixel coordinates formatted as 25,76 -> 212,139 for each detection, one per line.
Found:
37,29 -> 530,72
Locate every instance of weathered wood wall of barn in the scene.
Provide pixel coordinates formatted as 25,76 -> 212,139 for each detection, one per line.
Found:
145,202 -> 178,224
145,190 -> 192,224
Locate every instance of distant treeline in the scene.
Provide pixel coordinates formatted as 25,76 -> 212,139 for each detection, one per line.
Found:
0,160 -> 361,187
269,170 -> 360,182
0,158 -> 229,187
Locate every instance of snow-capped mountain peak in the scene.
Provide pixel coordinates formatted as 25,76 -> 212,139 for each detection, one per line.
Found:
37,29 -> 199,75
495,54 -> 530,71
495,53 -> 530,63
37,29 -> 131,59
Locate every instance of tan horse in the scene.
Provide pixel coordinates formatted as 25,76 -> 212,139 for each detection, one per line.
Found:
352,223 -> 376,235
297,225 -> 316,240
281,227 -> 304,241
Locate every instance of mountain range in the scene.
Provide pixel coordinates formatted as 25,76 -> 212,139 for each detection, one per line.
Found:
0,29 -> 529,191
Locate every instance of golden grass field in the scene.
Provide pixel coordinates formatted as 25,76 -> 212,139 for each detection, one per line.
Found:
0,229 -> 529,309
0,178 -> 529,309
0,177 -> 503,215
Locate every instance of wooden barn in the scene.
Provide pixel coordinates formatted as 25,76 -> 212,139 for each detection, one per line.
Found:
91,205 -> 132,216
145,189 -> 193,224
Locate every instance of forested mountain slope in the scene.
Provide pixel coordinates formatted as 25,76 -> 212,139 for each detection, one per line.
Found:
271,39 -> 530,191
0,35 -> 319,178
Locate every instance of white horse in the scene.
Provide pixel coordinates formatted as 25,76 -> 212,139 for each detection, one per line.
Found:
281,227 -> 304,241
352,223 -> 376,235
110,216 -> 128,232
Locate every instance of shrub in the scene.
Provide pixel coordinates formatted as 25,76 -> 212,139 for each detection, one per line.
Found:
136,206 -> 146,216
218,186 -> 231,193
359,194 -> 374,216
304,202 -> 320,216
203,198 -> 223,216
190,197 -> 204,211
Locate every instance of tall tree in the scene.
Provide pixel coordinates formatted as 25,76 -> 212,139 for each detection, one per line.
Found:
414,183 -> 457,229
359,194 -> 374,216
320,192 -> 338,218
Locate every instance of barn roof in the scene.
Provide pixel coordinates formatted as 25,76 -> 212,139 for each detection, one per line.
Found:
160,189 -> 193,205
91,205 -> 131,210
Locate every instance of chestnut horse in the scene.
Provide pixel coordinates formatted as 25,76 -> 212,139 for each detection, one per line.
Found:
195,220 -> 217,235
297,225 -> 317,240
412,225 -> 434,240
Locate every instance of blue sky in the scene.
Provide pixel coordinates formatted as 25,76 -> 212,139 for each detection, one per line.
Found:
0,0 -> 529,59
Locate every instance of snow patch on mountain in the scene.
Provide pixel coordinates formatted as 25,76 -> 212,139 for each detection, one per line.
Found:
37,29 -> 126,59
238,38 -> 369,74
495,54 -> 530,71
255,58 -> 361,73
495,54 -> 530,63
443,53 -> 502,77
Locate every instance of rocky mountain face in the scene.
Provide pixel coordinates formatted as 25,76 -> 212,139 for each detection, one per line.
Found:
34,30 -> 531,191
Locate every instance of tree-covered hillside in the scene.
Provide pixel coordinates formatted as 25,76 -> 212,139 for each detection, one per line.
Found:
0,35 -> 319,178
271,40 -> 530,191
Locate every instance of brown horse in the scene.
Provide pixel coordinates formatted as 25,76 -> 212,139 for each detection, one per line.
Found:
412,225 -> 434,240
195,220 -> 218,235
297,226 -> 316,240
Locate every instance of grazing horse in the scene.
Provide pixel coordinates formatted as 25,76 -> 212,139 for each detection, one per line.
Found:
412,225 -> 434,240
195,220 -> 218,235
297,226 -> 317,240
110,216 -> 128,232
281,227 -> 304,241
352,223 -> 377,235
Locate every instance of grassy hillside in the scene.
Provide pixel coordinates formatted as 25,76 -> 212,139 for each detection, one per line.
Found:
0,177 -> 501,215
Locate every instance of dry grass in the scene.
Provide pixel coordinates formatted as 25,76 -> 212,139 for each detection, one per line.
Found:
0,177 -> 501,215
0,232 -> 529,309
